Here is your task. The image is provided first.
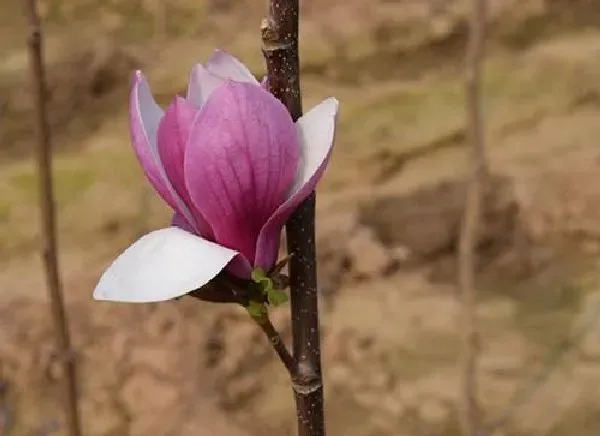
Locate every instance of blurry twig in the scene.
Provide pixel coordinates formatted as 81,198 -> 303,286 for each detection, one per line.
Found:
23,1 -> 82,435
262,1 -> 326,435
459,0 -> 487,435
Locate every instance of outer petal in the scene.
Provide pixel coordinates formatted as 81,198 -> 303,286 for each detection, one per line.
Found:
130,72 -> 196,230
158,97 -> 213,237
205,50 -> 259,84
93,227 -> 238,303
129,72 -> 169,205
254,97 -> 339,270
184,82 -> 299,266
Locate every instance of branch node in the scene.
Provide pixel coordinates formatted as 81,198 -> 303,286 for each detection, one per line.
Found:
291,361 -> 322,395
261,17 -> 293,51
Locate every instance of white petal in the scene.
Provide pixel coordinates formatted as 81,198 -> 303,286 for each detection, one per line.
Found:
93,227 -> 238,303
206,50 -> 259,84
186,64 -> 226,108
289,97 -> 339,196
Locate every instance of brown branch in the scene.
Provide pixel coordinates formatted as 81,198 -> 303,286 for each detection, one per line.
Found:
458,0 -> 487,435
261,1 -> 326,435
23,1 -> 82,435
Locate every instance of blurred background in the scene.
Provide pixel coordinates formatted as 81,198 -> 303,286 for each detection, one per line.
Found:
2,0 -> 600,435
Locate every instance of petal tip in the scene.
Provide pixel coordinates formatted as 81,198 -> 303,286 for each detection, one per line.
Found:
210,48 -> 226,57
323,97 -> 340,115
187,63 -> 205,84
189,63 -> 202,75
205,49 -> 258,84
131,71 -> 155,101
91,287 -> 106,301
208,48 -> 233,63
132,70 -> 146,84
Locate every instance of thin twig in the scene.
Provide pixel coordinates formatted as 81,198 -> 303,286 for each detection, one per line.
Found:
254,316 -> 296,376
188,281 -> 298,379
23,1 -> 82,435
261,1 -> 326,435
458,0 -> 487,435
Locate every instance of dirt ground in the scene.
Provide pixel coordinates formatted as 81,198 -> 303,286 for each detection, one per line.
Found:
3,0 -> 600,435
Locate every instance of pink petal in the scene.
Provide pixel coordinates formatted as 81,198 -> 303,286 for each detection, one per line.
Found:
205,50 -> 259,84
254,98 -> 339,270
158,97 -> 213,237
157,97 -> 196,202
225,255 -> 253,279
184,82 -> 300,269
130,71 -> 196,230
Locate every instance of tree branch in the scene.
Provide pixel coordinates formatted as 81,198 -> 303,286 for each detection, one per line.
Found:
261,1 -> 326,435
23,1 -> 82,435
458,0 -> 487,435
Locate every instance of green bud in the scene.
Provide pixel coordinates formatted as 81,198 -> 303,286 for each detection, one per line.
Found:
251,268 -> 267,282
246,300 -> 267,319
267,288 -> 289,307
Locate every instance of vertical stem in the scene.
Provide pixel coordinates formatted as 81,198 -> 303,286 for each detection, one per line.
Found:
261,2 -> 326,436
459,0 -> 487,435
23,1 -> 82,435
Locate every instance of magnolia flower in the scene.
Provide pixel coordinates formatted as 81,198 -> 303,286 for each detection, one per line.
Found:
93,50 -> 338,303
